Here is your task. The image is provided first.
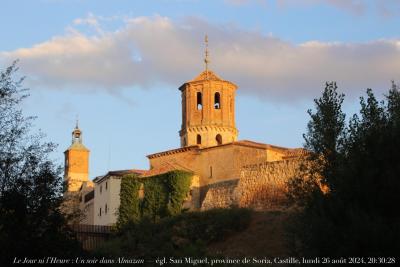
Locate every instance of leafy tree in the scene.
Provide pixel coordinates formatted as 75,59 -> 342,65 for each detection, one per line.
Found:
287,82 -> 345,207
304,81 -> 346,190
288,81 -> 400,257
0,61 -> 82,262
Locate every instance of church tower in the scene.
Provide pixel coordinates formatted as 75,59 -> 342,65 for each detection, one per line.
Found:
179,36 -> 238,148
64,122 -> 89,192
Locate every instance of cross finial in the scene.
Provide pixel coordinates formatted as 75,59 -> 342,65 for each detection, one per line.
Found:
204,34 -> 210,79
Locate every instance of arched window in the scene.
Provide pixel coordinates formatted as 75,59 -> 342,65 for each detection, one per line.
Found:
197,92 -> 203,110
196,134 -> 202,145
216,134 -> 222,145
214,92 -> 221,109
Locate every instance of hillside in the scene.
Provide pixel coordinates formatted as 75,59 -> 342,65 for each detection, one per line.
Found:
208,210 -> 293,258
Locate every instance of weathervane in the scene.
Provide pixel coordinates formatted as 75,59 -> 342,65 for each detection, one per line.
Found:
204,34 -> 210,79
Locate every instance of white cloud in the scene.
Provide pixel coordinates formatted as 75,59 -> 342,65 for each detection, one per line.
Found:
1,15 -> 399,102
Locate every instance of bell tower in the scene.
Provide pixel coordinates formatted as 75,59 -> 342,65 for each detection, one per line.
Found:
179,35 -> 238,148
64,121 -> 89,192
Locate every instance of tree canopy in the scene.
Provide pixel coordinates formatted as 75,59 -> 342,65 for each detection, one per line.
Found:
288,81 -> 400,256
0,62 -> 82,262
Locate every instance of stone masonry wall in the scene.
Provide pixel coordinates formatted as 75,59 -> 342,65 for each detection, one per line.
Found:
235,159 -> 301,210
200,180 -> 239,210
200,159 -> 302,210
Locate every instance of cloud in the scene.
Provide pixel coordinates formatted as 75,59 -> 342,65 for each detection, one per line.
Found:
1,14 -> 400,102
277,0 -> 366,15
226,0 -> 400,17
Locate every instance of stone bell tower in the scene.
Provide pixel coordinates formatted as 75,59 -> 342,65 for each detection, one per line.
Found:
64,121 -> 89,192
179,35 -> 238,148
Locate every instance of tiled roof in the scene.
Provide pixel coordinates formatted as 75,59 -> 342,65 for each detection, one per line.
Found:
191,70 -> 223,82
140,165 -> 176,178
179,70 -> 237,90
107,169 -> 147,176
141,161 -> 193,178
199,140 -> 292,152
65,142 -> 89,152
147,145 -> 199,159
93,169 -> 147,183
147,140 -> 297,159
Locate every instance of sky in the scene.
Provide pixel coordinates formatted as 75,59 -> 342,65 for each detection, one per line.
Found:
1,0 -> 399,178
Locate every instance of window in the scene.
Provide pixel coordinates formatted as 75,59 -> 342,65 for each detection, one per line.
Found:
105,204 -> 108,214
197,92 -> 203,110
214,92 -> 221,109
196,134 -> 202,145
216,134 -> 222,145
138,183 -> 145,199
99,207 -> 102,217
105,181 -> 108,190
100,185 -> 102,194
209,166 -> 213,178
84,191 -> 94,203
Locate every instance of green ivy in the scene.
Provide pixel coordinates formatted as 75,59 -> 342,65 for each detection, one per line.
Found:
117,170 -> 192,228
165,170 -> 192,216
117,174 -> 142,228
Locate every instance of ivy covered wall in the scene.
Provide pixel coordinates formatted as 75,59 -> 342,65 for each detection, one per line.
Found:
117,170 -> 192,228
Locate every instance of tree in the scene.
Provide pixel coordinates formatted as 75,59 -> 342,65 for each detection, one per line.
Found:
288,81 -> 400,257
287,82 -> 345,207
0,61 -> 82,262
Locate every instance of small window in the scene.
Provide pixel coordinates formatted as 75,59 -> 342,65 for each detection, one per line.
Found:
216,134 -> 222,145
100,185 -> 102,194
138,183 -> 145,200
196,134 -> 202,145
99,207 -> 102,217
197,92 -> 203,110
210,166 -> 213,178
105,204 -> 108,214
214,92 -> 221,109
105,181 -> 108,190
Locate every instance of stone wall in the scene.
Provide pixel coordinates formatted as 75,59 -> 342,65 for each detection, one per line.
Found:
200,159 -> 302,210
200,179 -> 239,210
235,159 -> 301,210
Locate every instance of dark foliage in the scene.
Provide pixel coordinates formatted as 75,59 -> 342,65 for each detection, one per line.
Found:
288,81 -> 400,257
0,62 -> 82,263
96,208 -> 251,264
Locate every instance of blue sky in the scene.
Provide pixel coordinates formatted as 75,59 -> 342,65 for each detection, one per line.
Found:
1,0 -> 399,178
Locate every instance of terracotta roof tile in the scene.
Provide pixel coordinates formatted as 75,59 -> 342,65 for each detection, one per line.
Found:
93,169 -> 147,183
147,145 -> 199,159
